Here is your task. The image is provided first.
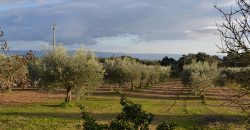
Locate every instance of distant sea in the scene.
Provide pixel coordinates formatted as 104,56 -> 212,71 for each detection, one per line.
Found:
1,50 -> 224,60
1,50 -> 183,60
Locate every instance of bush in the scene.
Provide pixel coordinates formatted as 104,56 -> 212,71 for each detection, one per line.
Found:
109,120 -> 134,130
81,109 -> 108,130
156,121 -> 177,130
117,95 -> 154,129
81,96 -> 176,130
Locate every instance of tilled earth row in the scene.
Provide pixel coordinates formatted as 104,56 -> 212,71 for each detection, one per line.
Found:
1,81 -> 249,107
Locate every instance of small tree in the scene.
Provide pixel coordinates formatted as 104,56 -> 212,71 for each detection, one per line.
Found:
156,66 -> 171,82
128,62 -> 141,90
39,46 -> 104,103
139,65 -> 150,88
0,56 -> 28,92
0,30 -> 35,92
160,56 -> 176,66
182,61 -> 219,103
104,58 -> 141,91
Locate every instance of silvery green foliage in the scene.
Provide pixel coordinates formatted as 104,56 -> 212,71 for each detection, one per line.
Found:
104,58 -> 171,89
104,57 -> 141,86
146,65 -> 171,85
221,67 -> 250,89
39,46 -> 105,100
182,61 -> 219,95
140,65 -> 171,87
28,59 -> 43,87
221,67 -> 241,82
155,66 -> 171,82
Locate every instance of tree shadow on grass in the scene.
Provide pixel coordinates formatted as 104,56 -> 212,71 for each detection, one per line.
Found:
0,111 -> 247,128
41,104 -> 62,108
93,92 -> 248,102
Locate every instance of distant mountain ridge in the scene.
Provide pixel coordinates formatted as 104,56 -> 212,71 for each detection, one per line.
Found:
1,50 -> 183,60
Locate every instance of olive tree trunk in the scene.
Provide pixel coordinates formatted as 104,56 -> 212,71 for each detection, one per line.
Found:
131,82 -> 134,91
65,87 -> 72,103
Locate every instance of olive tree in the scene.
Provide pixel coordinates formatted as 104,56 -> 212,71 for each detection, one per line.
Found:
156,66 -> 171,82
0,56 -> 28,92
182,61 -> 219,103
139,65 -> 171,88
38,46 -> 104,103
127,60 -> 141,90
139,65 -> 150,88
104,57 -> 141,91
0,29 -> 34,92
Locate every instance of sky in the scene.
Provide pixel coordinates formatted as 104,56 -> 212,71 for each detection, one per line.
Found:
0,0 -> 236,55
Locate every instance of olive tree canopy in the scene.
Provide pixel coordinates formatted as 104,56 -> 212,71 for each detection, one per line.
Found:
39,46 -> 104,102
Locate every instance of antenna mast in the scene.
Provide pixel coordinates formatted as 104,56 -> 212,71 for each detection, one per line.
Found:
52,23 -> 56,52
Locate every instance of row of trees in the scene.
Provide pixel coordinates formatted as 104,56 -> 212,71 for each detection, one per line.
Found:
220,67 -> 250,90
104,57 -> 171,91
1,46 -> 171,103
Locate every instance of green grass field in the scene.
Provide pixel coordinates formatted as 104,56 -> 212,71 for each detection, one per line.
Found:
0,81 -> 248,130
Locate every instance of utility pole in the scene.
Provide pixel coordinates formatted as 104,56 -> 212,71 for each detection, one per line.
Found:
52,23 -> 56,52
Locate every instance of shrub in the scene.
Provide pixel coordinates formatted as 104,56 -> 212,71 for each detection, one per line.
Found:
80,96 -> 176,130
81,109 -> 108,130
156,121 -> 177,130
117,95 -> 154,129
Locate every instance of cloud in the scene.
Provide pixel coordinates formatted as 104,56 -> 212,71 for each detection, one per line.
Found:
8,40 -> 50,50
0,0 -> 238,54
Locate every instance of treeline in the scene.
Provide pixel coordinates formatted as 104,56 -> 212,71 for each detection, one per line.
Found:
103,57 -> 171,91
0,46 -> 172,103
2,45 -> 250,104
175,52 -> 250,103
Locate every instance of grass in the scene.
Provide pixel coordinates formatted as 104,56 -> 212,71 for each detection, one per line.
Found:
0,95 -> 248,130
0,82 -> 249,130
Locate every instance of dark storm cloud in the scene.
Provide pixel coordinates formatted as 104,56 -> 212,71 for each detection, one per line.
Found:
0,0 -> 236,45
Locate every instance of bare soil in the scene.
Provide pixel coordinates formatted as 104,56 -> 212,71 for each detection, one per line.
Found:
1,80 -> 249,107
0,90 -> 65,105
